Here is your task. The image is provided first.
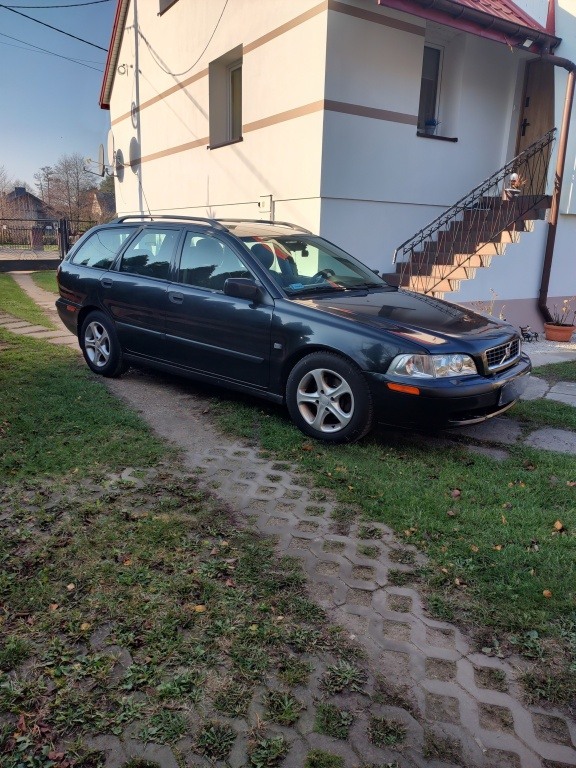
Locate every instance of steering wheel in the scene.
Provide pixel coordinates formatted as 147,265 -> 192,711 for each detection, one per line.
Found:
311,269 -> 336,283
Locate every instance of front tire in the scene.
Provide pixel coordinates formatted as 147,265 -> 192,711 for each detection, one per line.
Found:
286,352 -> 373,443
80,311 -> 126,378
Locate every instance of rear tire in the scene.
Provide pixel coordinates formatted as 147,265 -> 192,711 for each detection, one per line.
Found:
80,311 -> 126,378
286,352 -> 373,443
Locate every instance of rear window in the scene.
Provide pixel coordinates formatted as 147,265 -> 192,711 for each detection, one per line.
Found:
71,227 -> 135,269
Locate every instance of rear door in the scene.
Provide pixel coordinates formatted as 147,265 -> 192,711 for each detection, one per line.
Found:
101,226 -> 182,357
164,231 -> 274,388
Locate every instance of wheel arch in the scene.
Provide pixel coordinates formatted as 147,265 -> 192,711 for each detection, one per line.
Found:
279,344 -> 367,397
77,305 -> 105,338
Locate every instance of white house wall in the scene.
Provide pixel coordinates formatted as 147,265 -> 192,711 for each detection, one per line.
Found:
110,0 -> 328,228
320,3 -> 526,268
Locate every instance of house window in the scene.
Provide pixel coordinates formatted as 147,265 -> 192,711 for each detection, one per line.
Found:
418,45 -> 442,130
209,47 -> 243,148
228,61 -> 242,142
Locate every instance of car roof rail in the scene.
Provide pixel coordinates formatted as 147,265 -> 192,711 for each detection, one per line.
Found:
215,218 -> 313,234
112,214 -> 227,230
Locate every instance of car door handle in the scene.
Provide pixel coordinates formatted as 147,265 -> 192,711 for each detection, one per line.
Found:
100,277 -> 113,288
168,291 -> 184,304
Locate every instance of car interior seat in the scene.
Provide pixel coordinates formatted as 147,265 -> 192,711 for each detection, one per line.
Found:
251,243 -> 275,270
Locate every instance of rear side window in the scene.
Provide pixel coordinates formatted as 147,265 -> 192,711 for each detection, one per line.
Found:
119,228 -> 181,281
71,227 -> 134,269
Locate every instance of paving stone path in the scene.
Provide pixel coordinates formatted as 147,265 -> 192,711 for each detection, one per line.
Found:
2,272 -> 576,768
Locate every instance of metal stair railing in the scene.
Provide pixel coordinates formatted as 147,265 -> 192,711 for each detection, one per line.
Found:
392,129 -> 556,295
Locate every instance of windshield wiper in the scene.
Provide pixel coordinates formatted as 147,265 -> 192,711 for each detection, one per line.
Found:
349,281 -> 386,289
287,283 -> 347,295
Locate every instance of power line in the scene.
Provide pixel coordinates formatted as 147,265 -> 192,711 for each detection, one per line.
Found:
134,0 -> 229,78
5,0 -> 111,7
0,30 -> 104,70
0,3 -> 107,50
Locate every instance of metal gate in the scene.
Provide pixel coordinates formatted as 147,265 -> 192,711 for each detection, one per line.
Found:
0,218 -> 95,261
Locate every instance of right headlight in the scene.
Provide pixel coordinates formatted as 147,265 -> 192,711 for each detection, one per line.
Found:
388,353 -> 477,379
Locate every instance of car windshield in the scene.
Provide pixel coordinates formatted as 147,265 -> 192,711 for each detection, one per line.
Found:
240,235 -> 392,295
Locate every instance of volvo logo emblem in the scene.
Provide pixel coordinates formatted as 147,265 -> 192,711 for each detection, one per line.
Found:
501,343 -> 513,364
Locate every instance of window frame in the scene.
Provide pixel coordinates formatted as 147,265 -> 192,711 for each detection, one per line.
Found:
209,47 -> 243,149
418,44 -> 443,131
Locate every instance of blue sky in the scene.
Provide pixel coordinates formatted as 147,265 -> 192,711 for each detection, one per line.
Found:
0,0 -> 117,190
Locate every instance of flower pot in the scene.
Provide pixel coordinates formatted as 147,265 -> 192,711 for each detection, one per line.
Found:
543,323 -> 576,342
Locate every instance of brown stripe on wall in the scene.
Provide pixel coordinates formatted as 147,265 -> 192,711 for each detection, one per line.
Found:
243,100 -> 325,133
328,0 -> 424,36
243,1 -> 329,55
111,68 -> 209,127
127,136 -> 209,167
325,99 -> 417,125
128,99 -> 417,167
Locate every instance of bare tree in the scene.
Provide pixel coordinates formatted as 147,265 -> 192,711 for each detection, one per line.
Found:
0,165 -> 13,218
48,153 -> 93,225
34,166 -> 55,207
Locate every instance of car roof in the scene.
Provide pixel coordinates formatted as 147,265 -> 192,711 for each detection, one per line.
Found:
106,216 -> 312,240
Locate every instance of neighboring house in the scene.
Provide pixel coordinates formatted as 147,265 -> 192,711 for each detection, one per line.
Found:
2,187 -> 59,248
86,189 -> 116,222
5,187 -> 57,223
99,0 -> 576,330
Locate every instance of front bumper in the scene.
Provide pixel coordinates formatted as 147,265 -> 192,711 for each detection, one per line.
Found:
366,353 -> 531,427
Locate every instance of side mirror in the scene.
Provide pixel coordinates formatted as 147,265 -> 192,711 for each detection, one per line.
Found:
224,277 -> 261,301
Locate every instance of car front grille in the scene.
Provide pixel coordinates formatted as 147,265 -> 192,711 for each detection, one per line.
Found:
484,337 -> 521,373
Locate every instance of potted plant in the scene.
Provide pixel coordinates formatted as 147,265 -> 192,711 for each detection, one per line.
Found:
424,118 -> 440,135
543,297 -> 576,341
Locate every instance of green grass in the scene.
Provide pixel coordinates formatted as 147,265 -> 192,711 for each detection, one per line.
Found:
212,390 -> 576,695
31,269 -> 59,294
532,360 -> 576,384
0,330 -> 389,767
0,331 -> 167,479
0,273 -> 55,328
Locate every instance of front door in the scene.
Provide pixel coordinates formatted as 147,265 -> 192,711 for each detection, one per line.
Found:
164,232 -> 274,388
516,60 -> 554,195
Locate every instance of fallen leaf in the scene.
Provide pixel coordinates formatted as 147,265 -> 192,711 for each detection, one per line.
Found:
450,488 -> 461,498
49,603 -> 59,611
502,502 -> 512,510
447,509 -> 457,517
193,604 -> 206,613
492,545 -> 502,551
470,545 -> 479,552
553,520 -> 565,532
543,590 -> 552,598
567,480 -> 576,487
301,443 -> 313,451
80,622 -> 91,632
501,515 -> 507,525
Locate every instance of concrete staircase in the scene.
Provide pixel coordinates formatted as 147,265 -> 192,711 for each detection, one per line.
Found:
386,195 -> 551,298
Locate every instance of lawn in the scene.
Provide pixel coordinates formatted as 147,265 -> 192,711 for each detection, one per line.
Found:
0,273 -> 56,329
31,269 -> 59,294
0,332 -> 398,768
213,363 -> 576,707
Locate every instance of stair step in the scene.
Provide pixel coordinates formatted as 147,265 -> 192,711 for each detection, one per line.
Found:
412,251 -> 493,268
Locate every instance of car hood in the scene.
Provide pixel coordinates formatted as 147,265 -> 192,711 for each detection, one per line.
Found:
294,288 -> 512,347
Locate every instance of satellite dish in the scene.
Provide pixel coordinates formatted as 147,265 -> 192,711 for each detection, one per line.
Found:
106,129 -> 115,166
97,144 -> 105,177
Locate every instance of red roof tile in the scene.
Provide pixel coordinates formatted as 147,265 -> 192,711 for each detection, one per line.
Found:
452,0 -> 548,33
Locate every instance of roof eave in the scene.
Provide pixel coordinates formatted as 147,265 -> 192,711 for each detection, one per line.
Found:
99,0 -> 131,110
377,0 -> 561,54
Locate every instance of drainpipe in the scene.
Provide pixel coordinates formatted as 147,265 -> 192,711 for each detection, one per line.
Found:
537,55 -> 576,323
